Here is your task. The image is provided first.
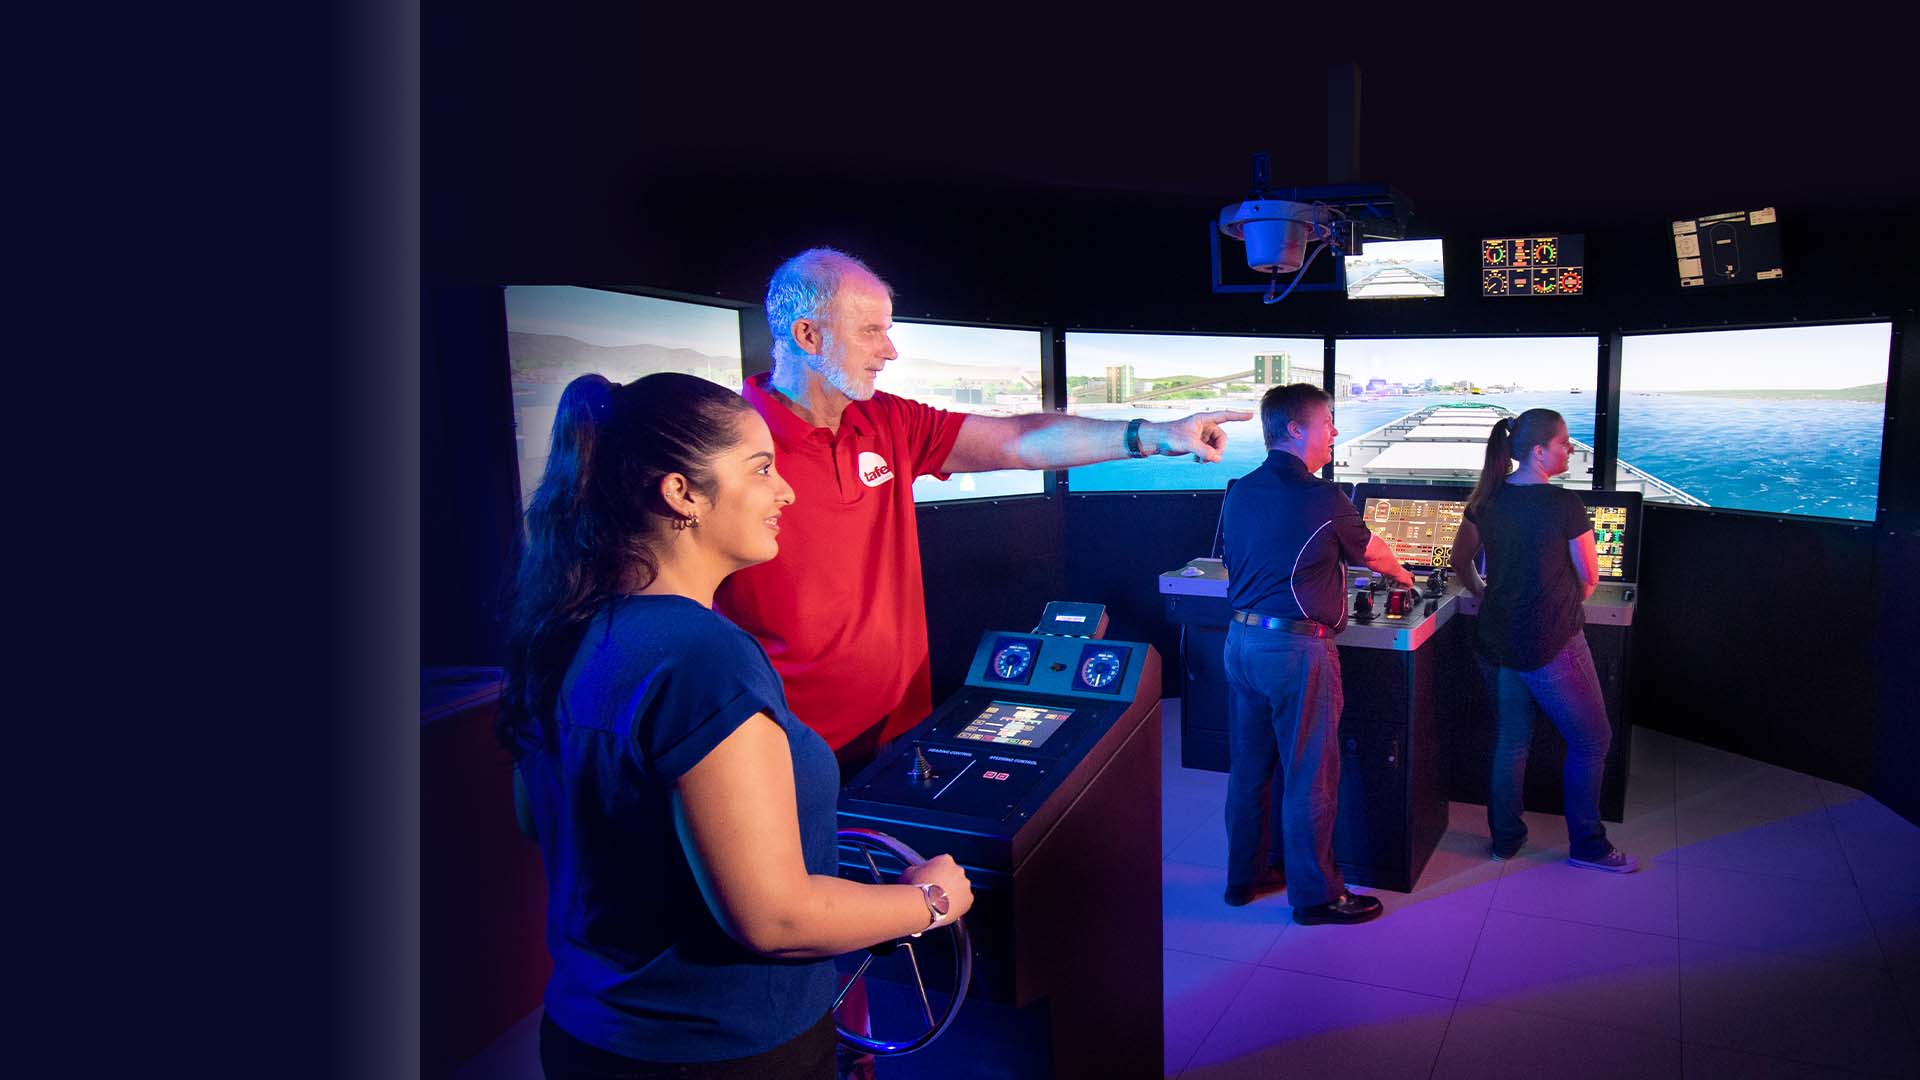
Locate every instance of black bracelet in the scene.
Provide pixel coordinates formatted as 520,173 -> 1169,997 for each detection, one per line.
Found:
1125,417 -> 1148,458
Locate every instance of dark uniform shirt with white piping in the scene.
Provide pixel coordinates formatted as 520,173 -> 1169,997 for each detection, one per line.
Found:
1221,451 -> 1374,628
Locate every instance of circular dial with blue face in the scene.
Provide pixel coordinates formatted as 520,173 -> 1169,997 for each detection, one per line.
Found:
992,641 -> 1034,681
1079,649 -> 1124,689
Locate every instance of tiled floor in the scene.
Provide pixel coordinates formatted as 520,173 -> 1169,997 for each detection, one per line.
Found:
1160,703 -> 1920,1080
456,701 -> 1920,1079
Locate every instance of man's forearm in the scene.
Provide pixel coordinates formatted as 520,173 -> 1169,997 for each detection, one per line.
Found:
972,413 -> 1160,470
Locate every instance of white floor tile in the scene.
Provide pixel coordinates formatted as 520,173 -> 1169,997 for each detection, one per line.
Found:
1676,864 -> 1885,970
1679,937 -> 1920,1077
1162,948 -> 1257,1079
1460,910 -> 1682,1039
1829,798 -> 1920,896
1161,859 -> 1291,964
1162,792 -> 1221,857
1671,810 -> 1855,883
1179,966 -> 1452,1079
1860,886 -> 1920,981
1496,857 -> 1680,938
1262,884 -> 1492,998
1433,1003 -> 1682,1080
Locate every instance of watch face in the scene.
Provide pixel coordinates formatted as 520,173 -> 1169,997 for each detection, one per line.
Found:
926,883 -> 950,915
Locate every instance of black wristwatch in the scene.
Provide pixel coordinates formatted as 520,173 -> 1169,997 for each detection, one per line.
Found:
1125,417 -> 1149,458
909,883 -> 950,938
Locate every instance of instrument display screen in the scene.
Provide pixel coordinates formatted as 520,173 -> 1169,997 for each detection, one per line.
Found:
954,701 -> 1076,749
1364,496 -> 1467,569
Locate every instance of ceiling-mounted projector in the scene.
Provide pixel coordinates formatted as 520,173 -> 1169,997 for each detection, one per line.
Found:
1210,153 -> 1415,302
1217,199 -> 1337,274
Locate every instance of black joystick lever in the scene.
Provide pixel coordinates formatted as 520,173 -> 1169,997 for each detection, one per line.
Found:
908,742 -> 935,782
1427,567 -> 1446,594
1352,584 -> 1374,623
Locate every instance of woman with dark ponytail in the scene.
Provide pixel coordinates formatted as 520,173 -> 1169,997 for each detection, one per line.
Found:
1450,409 -> 1638,873
501,372 -> 974,1079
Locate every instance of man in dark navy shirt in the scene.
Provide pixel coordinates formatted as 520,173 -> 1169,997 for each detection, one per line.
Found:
1218,384 -> 1414,924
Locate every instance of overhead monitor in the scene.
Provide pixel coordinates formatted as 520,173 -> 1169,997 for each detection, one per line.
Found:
1064,331 -> 1320,492
1617,322 -> 1890,521
503,286 -> 743,507
874,319 -> 1048,503
1352,483 -> 1473,569
1343,238 -> 1445,300
1672,208 -> 1783,287
1481,235 -> 1586,296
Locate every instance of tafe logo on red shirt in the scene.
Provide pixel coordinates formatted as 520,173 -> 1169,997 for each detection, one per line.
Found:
857,451 -> 894,488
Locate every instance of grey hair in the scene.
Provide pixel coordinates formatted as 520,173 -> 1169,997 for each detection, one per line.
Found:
763,248 -> 892,364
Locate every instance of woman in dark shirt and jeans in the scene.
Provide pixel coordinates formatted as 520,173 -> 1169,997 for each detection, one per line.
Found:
1450,409 -> 1638,873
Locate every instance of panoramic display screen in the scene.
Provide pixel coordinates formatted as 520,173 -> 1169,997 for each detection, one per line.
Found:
874,320 -> 1048,503
1618,323 -> 1889,521
1065,332 -> 1323,492
504,286 -> 743,507
1331,337 -> 1600,491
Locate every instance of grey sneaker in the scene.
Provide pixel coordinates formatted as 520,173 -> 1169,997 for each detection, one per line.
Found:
1567,846 -> 1639,873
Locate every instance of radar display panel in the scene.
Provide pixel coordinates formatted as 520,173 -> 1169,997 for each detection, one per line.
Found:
1481,235 -> 1586,297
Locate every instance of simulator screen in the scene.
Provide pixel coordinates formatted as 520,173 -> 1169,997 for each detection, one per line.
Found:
504,287 -> 742,508
1344,238 -> 1446,300
1332,337 -> 1600,491
875,320 -> 1048,503
1618,323 -> 1889,521
1065,332 -> 1321,492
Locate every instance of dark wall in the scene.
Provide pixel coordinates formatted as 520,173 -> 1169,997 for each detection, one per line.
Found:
423,29 -> 1919,811
1631,506 -> 1880,787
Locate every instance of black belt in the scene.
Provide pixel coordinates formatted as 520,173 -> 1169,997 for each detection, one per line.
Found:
1232,610 -> 1337,637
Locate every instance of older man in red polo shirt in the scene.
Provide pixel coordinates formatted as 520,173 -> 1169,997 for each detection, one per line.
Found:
717,247 -> 1250,776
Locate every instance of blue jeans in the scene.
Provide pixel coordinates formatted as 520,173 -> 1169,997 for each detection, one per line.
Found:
1482,632 -> 1612,861
1223,622 -> 1346,907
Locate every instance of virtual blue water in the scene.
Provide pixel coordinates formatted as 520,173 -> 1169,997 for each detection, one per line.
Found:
1068,393 -> 1881,522
514,380 -> 1882,522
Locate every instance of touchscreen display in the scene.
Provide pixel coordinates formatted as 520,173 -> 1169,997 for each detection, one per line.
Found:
954,701 -> 1075,749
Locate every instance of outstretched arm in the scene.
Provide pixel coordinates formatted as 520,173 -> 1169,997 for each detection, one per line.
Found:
939,410 -> 1254,473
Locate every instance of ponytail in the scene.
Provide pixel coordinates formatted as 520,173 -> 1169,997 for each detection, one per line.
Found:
497,372 -> 754,756
1466,409 -> 1563,518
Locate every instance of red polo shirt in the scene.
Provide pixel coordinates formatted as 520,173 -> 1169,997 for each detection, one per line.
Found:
715,373 -> 967,751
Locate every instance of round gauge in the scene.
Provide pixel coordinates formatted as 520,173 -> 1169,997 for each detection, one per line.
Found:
992,641 -> 1034,681
1080,649 -> 1124,689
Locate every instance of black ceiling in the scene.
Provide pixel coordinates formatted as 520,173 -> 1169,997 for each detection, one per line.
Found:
452,12 -> 1915,230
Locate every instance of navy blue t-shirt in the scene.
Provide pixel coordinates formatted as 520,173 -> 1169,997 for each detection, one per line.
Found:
519,594 -> 842,1063
1223,451 -> 1373,627
1464,483 -> 1593,671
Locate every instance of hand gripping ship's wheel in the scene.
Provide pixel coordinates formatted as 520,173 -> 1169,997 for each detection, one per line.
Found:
831,828 -> 974,1056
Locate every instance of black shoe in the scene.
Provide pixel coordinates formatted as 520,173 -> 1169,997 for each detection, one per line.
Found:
1224,866 -> 1286,907
1293,891 -> 1384,925
1490,839 -> 1524,861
